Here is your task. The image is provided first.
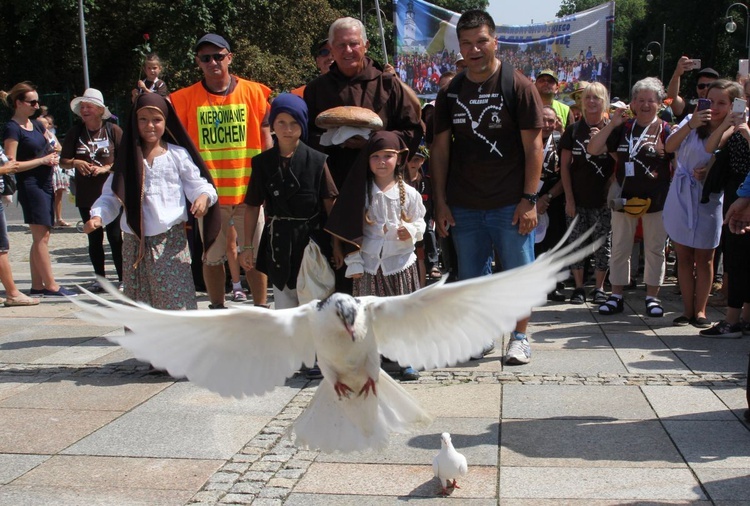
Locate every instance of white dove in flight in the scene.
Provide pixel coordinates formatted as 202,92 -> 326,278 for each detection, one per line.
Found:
71,225 -> 599,454
433,432 -> 468,495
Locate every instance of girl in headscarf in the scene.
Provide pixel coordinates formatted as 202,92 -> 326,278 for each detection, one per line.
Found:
84,93 -> 220,310
330,131 -> 426,381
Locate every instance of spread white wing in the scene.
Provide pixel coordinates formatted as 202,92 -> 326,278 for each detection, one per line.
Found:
70,282 -> 317,398
367,225 -> 600,370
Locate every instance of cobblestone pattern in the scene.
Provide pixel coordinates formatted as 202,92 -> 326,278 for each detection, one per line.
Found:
1,363 -> 745,387
187,386 -> 317,505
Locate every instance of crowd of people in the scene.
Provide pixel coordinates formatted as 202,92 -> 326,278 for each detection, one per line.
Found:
2,10 -> 750,390
395,39 -> 610,101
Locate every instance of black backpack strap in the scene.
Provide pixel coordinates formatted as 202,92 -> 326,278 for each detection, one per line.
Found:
446,63 -> 516,122
499,61 -> 516,122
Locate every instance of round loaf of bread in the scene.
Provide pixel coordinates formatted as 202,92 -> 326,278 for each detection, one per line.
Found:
315,106 -> 383,130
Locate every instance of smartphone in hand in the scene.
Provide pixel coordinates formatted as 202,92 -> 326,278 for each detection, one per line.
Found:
733,97 -> 747,114
696,98 -> 711,111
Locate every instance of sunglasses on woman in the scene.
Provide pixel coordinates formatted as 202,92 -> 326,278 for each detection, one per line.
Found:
23,99 -> 41,106
197,53 -> 229,63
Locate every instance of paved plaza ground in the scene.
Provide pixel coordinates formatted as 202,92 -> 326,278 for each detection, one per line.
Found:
0,216 -> 748,505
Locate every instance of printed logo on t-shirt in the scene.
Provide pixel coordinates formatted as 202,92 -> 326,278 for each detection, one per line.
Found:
454,92 -> 506,156
196,104 -> 247,150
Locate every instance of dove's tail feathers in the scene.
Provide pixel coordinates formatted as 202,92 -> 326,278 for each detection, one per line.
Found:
294,378 -> 387,453
376,370 -> 433,432
294,370 -> 432,453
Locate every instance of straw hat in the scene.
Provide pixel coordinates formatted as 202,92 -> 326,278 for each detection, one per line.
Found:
569,80 -> 590,100
70,88 -> 112,119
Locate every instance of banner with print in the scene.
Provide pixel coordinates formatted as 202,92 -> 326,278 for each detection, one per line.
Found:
394,0 -> 615,103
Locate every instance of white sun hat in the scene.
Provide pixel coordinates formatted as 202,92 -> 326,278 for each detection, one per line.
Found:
70,88 -> 112,119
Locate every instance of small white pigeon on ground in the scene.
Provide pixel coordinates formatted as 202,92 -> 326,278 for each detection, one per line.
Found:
70,223 -> 599,454
433,432 -> 468,495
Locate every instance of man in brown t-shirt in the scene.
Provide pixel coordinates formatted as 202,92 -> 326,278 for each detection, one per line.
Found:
431,10 -> 544,365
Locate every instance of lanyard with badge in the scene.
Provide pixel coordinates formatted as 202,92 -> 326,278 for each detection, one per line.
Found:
625,117 -> 658,178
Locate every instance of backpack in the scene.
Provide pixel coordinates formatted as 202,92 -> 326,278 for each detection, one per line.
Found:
445,60 -> 518,123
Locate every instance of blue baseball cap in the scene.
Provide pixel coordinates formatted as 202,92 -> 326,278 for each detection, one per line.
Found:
194,34 -> 231,53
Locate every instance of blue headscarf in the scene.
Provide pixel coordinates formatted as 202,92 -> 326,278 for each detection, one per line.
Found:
269,93 -> 308,142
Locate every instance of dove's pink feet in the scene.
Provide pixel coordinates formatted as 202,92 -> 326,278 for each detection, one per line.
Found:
334,381 -> 354,399
451,479 -> 461,489
358,376 -> 377,398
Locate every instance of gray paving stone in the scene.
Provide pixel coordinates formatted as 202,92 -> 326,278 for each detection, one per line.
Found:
523,327 -> 610,350
662,420 -> 750,468
285,493 -> 495,505
500,466 -> 706,500
501,419 -> 685,467
0,454 -> 49,484
642,386 -> 739,421
0,375 -> 170,411
501,348 -> 628,375
0,485 -> 196,505
502,384 -> 655,419
62,409 -> 271,459
127,380 -> 301,417
693,468 -> 750,501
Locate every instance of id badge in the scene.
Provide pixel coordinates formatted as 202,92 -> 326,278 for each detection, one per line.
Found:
95,140 -> 109,151
625,161 -> 635,177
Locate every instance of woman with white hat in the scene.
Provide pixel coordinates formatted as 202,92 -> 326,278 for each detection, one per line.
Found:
60,88 -> 123,292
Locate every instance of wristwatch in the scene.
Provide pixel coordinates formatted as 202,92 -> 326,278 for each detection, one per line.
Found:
522,192 -> 539,205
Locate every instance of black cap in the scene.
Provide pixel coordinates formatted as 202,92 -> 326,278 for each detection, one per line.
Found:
314,39 -> 329,57
194,34 -> 231,53
697,67 -> 719,79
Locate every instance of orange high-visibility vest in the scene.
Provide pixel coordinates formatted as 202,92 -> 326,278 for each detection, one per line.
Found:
172,77 -> 271,205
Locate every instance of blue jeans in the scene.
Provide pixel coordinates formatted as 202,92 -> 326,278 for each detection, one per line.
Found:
450,204 -> 535,280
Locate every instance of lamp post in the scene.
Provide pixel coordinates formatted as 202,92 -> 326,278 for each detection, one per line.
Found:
644,24 -> 666,84
78,0 -> 90,89
725,2 -> 750,61
365,6 -> 389,65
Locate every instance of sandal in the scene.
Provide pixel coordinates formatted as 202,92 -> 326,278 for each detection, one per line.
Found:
4,294 -> 40,307
590,289 -> 608,305
569,288 -> 585,305
645,298 -> 663,317
599,295 -> 624,315
429,267 -> 442,279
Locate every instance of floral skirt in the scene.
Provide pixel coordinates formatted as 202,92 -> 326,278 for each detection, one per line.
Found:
52,166 -> 70,192
353,262 -> 420,297
122,224 -> 197,310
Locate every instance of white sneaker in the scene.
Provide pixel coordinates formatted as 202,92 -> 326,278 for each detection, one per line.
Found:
232,289 -> 247,302
505,334 -> 531,365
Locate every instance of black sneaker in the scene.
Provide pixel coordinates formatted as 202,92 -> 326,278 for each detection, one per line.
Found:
305,365 -> 323,380
400,367 -> 420,381
699,320 -> 743,339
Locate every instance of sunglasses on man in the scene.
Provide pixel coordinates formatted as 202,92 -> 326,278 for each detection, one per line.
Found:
696,83 -> 712,90
317,48 -> 331,57
197,53 -> 229,63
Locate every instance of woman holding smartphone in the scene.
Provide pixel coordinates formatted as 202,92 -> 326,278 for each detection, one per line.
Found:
663,79 -> 742,329
698,80 -> 750,338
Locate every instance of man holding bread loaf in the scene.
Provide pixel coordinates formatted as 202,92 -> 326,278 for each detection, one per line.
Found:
431,10 -> 545,365
304,17 -> 422,190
